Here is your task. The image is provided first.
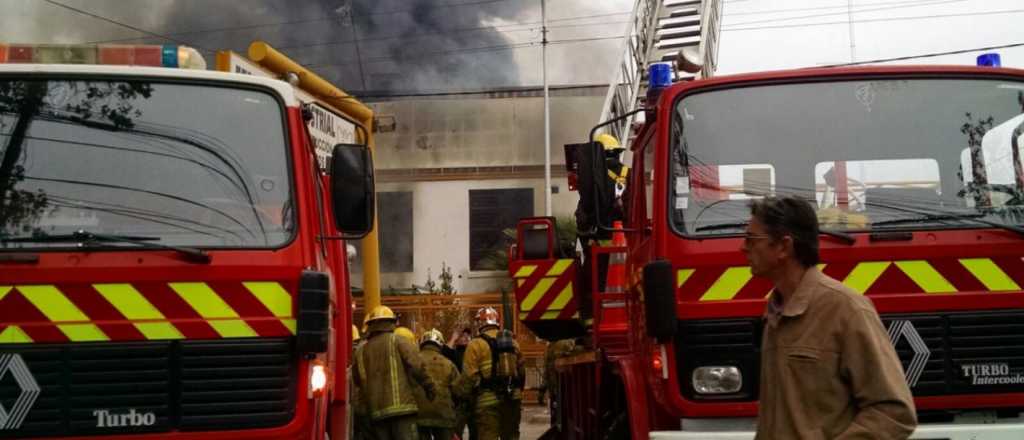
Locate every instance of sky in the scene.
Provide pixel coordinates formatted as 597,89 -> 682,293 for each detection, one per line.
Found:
0,0 -> 1022,93
716,0 -> 1024,74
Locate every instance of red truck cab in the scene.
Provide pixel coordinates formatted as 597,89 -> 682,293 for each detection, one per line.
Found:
0,46 -> 373,440
517,65 -> 1024,440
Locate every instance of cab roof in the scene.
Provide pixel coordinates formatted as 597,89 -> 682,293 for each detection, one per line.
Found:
0,63 -> 300,106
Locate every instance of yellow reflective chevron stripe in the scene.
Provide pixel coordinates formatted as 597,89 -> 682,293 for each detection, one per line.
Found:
547,260 -> 572,276
960,258 -> 1021,291
678,259 -> 1022,300
0,286 -> 11,301
700,267 -> 752,301
843,262 -> 891,294
543,284 -> 574,318
677,269 -> 695,288
894,261 -> 956,294
514,265 -> 537,278
520,278 -> 555,312
93,283 -> 184,340
17,285 -> 109,342
169,282 -> 257,338
0,326 -> 32,343
243,282 -> 296,335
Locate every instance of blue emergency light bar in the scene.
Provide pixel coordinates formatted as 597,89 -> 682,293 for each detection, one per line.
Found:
977,53 -> 1002,67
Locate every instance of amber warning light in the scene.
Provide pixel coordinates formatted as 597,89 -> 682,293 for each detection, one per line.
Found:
0,43 -> 206,69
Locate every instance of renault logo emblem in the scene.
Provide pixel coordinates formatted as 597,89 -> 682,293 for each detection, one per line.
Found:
887,320 -> 930,388
0,354 -> 40,431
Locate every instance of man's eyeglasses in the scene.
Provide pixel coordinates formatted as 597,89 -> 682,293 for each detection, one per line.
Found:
743,232 -> 775,244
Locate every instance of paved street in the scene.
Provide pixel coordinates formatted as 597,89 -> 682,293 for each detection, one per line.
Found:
520,404 -> 551,440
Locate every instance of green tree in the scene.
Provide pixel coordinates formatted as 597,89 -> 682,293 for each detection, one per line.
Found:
0,80 -> 152,237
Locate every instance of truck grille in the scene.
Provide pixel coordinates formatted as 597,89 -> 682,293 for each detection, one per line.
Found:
675,310 -> 1024,401
0,339 -> 295,438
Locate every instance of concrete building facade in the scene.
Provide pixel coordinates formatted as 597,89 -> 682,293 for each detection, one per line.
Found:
351,85 -> 605,294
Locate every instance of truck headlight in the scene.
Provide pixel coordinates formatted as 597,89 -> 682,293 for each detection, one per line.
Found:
309,360 -> 328,398
692,366 -> 742,394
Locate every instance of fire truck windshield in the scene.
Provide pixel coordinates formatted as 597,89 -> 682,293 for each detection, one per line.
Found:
670,77 -> 1024,237
0,79 -> 294,249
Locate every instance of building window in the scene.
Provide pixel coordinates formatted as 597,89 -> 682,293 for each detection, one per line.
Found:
378,191 -> 413,273
469,188 -> 534,271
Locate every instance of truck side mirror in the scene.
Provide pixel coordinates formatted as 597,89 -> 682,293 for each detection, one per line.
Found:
643,259 -> 677,343
330,144 -> 375,239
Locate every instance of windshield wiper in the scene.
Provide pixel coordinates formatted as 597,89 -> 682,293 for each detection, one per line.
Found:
871,213 -> 987,227
694,221 -> 856,245
865,202 -> 1024,237
695,222 -> 749,232
3,230 -> 211,263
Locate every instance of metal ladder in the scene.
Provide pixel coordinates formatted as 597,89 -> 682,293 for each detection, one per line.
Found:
597,0 -> 722,143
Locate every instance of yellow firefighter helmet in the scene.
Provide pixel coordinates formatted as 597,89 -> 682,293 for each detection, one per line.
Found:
594,133 -> 623,152
365,305 -> 397,324
394,326 -> 416,344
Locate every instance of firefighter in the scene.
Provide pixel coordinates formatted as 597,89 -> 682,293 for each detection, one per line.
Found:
461,307 -> 525,440
354,306 -> 437,440
396,326 -> 416,344
575,133 -> 630,327
597,133 -> 629,209
351,324 -> 375,440
415,328 -> 461,440
538,339 -> 576,406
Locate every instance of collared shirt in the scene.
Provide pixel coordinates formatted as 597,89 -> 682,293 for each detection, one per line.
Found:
755,268 -> 917,440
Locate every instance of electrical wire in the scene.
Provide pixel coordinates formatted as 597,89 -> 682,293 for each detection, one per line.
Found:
43,0 -> 211,53
726,0 -> 964,27
725,0 -> 971,17
301,31 -> 627,69
723,9 -> 1024,32
88,11 -> 631,52
820,41 -> 1024,66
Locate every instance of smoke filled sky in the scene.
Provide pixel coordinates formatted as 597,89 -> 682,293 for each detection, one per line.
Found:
0,0 -> 1021,94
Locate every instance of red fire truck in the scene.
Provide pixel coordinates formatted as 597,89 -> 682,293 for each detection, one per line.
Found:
513,64 -> 1024,439
0,44 -> 374,439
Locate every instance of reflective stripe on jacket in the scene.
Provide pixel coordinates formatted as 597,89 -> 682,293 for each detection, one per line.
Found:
460,328 -> 524,409
414,345 -> 461,428
355,322 -> 435,421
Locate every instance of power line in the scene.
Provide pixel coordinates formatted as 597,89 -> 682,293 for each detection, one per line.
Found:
725,0 -> 967,17
723,8 -> 1024,32
821,41 -> 1024,67
86,10 -> 629,53
548,36 -> 623,45
269,24 -> 540,53
362,0 -> 509,17
301,30 -> 627,69
305,42 -> 538,68
43,0 -> 211,52
80,0 -> 512,47
726,0 -> 963,27
270,20 -> 626,54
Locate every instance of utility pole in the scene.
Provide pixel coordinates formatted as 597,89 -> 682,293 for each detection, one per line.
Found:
542,0 -> 552,216
847,0 -> 857,63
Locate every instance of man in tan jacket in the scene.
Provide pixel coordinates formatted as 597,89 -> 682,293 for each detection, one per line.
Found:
742,196 -> 917,439
354,306 -> 437,440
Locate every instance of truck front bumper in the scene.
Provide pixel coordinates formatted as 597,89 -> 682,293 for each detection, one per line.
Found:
651,420 -> 1024,440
